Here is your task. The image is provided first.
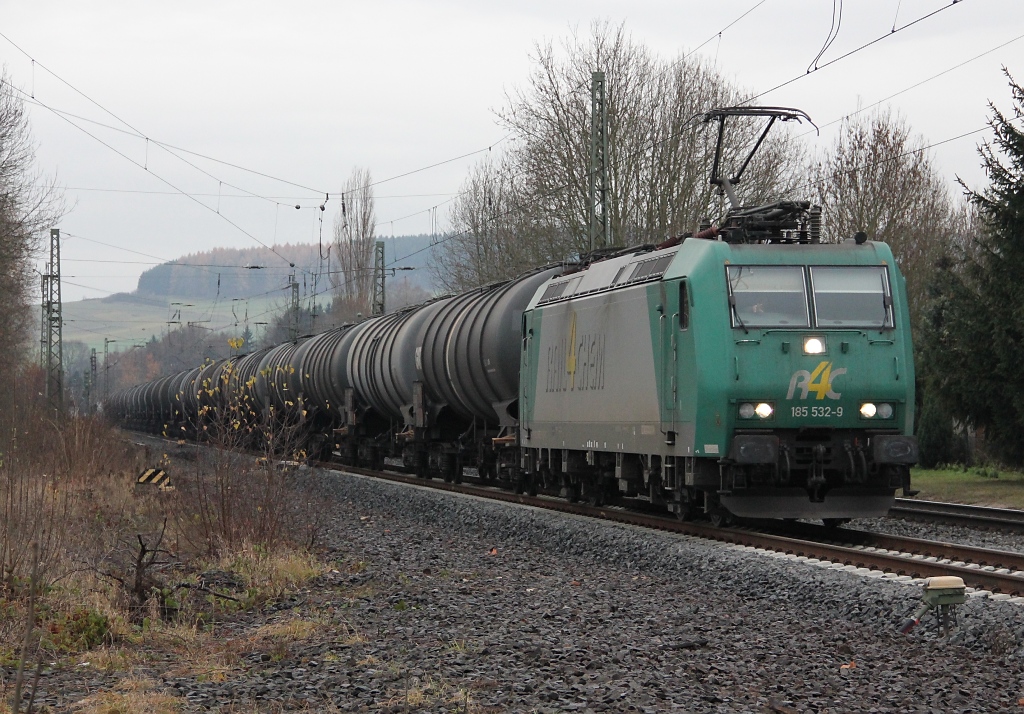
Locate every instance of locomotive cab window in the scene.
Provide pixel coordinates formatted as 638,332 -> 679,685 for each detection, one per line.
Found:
726,266 -> 809,328
810,266 -> 893,328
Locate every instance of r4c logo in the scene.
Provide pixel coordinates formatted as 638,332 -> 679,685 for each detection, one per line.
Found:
787,361 -> 846,401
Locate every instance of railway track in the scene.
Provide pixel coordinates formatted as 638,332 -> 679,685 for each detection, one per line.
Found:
326,462 -> 1024,598
130,432 -> 1024,598
891,498 -> 1024,533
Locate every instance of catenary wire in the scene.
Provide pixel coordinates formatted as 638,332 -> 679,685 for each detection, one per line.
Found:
741,0 -> 966,106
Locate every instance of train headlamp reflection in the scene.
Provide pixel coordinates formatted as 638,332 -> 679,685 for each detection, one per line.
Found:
803,337 -> 826,355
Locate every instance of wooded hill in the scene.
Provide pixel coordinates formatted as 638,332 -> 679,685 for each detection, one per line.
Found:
134,234 -> 436,299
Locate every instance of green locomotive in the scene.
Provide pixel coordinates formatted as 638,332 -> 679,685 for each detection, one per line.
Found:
518,107 -> 918,523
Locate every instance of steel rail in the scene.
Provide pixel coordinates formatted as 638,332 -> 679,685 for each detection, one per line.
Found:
891,498 -> 1024,533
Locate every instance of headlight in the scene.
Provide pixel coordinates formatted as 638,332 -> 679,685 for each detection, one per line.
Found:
860,402 -> 894,419
803,336 -> 826,355
739,402 -> 774,419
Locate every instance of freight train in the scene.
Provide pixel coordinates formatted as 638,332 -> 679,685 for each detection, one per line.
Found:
106,107 -> 919,525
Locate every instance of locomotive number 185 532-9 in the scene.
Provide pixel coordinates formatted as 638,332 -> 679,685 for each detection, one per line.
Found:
790,405 -> 844,418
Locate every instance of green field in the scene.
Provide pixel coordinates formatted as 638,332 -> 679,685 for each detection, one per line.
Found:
910,466 -> 1024,509
63,292 -> 293,352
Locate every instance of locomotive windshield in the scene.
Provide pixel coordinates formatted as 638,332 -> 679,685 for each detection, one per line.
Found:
810,266 -> 892,328
727,266 -> 809,328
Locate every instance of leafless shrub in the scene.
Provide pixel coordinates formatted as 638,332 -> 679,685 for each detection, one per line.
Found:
168,365 -> 329,558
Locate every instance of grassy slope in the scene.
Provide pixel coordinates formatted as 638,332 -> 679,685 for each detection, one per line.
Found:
910,466 -> 1024,509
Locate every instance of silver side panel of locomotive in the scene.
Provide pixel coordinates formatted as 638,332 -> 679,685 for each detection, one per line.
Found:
522,247 -> 692,456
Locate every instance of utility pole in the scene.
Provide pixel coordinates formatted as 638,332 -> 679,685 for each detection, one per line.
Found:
104,338 -> 116,401
89,346 -> 97,403
83,369 -> 91,415
371,240 -> 386,316
288,270 -> 299,341
42,228 -> 64,413
588,70 -> 611,251
90,347 -> 97,410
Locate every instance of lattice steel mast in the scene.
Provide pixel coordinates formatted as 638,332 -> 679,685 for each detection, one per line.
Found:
42,228 -> 63,413
588,71 -> 611,251
371,240 -> 385,316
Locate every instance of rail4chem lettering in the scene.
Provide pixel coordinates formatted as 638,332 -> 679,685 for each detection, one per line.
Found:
787,361 -> 846,400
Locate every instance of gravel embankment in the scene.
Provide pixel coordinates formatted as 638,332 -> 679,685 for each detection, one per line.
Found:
18,467 -> 1024,712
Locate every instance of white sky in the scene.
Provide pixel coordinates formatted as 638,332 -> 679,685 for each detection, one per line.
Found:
4,0 -> 1023,308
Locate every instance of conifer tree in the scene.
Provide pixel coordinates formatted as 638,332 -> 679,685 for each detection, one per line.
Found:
921,69 -> 1024,465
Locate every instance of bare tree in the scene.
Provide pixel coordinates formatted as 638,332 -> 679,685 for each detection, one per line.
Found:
0,69 -> 64,360
808,109 -> 958,326
433,21 -> 807,291
432,156 -> 564,292
330,167 -> 376,318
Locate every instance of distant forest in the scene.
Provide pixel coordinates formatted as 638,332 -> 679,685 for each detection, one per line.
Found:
134,234 -> 436,299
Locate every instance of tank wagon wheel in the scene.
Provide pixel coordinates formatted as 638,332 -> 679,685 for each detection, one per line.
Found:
822,518 -> 851,529
512,472 -> 525,495
526,472 -> 538,497
709,509 -> 734,528
564,479 -> 581,504
581,477 -> 606,508
674,494 -> 698,522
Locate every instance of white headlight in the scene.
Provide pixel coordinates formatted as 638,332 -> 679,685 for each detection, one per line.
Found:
803,337 -> 825,355
877,403 -> 894,419
755,402 -> 774,419
739,403 -> 755,419
860,403 -> 877,418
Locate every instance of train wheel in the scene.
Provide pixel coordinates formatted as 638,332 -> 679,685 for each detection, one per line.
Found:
582,477 -> 605,507
513,472 -> 525,494
526,472 -> 538,497
567,481 -> 580,504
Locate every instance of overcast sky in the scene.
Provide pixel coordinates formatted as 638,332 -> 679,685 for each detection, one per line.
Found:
4,0 -> 1023,306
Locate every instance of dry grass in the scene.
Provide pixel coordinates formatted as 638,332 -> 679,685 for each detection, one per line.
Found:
69,675 -> 183,713
75,645 -> 147,673
251,617 -> 319,643
221,547 -> 323,603
382,675 -> 478,712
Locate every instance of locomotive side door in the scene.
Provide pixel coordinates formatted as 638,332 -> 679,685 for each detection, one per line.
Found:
658,279 -> 680,442
659,277 -> 697,448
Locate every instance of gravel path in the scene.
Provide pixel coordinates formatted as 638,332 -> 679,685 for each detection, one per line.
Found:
14,467 -> 1024,712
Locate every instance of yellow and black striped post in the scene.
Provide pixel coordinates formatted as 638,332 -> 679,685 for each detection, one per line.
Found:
136,468 -> 171,489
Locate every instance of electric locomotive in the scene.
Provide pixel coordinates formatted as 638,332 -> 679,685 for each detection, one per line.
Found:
516,108 -> 918,523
